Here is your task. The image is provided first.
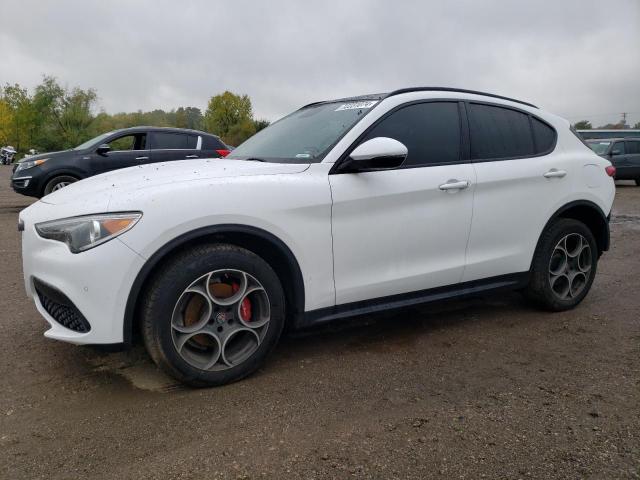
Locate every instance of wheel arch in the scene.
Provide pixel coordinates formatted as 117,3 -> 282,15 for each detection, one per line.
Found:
535,200 -> 610,262
122,224 -> 305,346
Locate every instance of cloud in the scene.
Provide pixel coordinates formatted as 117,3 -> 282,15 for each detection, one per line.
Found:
1,0 -> 638,126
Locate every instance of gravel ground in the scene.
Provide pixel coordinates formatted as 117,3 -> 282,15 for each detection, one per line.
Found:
0,166 -> 638,479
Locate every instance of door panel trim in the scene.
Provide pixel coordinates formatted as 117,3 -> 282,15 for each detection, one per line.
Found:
295,272 -> 529,329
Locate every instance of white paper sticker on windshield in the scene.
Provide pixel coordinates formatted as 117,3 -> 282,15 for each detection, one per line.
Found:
335,100 -> 378,111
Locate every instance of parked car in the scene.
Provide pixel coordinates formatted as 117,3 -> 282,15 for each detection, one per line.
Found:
1,145 -> 17,165
11,127 -> 231,197
19,87 -> 615,387
587,138 -> 640,185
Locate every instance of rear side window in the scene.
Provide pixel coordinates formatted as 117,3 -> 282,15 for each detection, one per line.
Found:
468,103 -> 534,160
360,101 -> 461,167
532,118 -> 556,153
151,132 -> 189,149
202,135 -> 227,150
626,141 -> 640,154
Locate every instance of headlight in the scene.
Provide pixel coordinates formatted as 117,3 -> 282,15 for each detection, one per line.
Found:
15,158 -> 49,172
35,212 -> 142,253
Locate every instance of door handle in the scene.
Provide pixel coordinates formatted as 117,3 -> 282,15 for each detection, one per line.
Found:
439,180 -> 470,191
543,169 -> 567,178
135,156 -> 149,161
185,155 -> 199,159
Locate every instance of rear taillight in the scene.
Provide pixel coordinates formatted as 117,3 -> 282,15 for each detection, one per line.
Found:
605,165 -> 616,177
216,149 -> 231,157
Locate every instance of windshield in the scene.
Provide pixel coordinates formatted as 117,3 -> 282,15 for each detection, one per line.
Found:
227,100 -> 379,163
587,141 -> 611,155
73,131 -> 115,151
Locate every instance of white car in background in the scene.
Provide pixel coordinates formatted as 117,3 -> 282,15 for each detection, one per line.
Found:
19,87 -> 615,386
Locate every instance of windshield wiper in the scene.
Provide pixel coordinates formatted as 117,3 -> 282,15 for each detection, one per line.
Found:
245,157 -> 266,162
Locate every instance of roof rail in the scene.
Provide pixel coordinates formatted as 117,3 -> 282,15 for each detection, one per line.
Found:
387,87 -> 538,109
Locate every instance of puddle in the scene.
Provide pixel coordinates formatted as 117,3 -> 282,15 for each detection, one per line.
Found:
87,348 -> 185,393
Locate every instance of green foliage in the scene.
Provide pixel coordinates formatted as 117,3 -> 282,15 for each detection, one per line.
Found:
573,120 -> 592,130
0,100 -> 14,145
0,77 -> 259,154
634,122 -> 640,129
253,118 -> 270,133
204,91 -> 256,145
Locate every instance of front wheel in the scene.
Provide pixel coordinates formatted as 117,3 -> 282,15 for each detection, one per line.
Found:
524,218 -> 598,311
141,244 -> 285,387
43,175 -> 78,196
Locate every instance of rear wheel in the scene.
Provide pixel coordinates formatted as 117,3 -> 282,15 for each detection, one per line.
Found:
524,219 -> 598,311
43,175 -> 78,196
141,244 -> 285,387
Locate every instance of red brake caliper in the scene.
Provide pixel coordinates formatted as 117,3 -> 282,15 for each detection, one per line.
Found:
232,282 -> 252,322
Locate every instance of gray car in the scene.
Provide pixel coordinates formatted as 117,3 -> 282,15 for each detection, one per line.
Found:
587,138 -> 640,185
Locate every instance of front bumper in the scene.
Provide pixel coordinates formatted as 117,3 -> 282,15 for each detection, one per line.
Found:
21,208 -> 146,344
11,173 -> 42,197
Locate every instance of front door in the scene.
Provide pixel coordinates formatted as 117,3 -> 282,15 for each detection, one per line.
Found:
91,132 -> 149,174
330,101 -> 475,305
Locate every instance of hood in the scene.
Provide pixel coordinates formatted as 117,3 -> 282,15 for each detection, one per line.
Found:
41,158 -> 311,205
16,150 -> 72,163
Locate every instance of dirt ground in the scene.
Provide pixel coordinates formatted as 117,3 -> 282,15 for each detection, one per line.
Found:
0,166 -> 638,480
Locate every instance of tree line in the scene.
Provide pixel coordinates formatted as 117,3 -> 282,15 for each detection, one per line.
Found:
0,76 -> 270,153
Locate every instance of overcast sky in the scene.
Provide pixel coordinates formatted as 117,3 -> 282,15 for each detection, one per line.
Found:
1,0 -> 638,126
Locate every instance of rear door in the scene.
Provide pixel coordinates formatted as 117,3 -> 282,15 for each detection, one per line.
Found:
90,132 -> 148,175
149,131 -> 196,163
462,102 -> 564,282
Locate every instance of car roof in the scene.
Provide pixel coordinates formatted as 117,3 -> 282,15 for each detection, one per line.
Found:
302,86 -> 537,110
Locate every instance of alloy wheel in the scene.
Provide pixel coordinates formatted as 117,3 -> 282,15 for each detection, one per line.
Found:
52,181 -> 72,191
548,233 -> 592,300
171,269 -> 271,371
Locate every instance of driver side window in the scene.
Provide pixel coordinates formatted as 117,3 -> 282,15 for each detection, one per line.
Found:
107,134 -> 146,151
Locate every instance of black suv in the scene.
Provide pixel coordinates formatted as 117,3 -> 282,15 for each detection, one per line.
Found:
587,137 -> 640,185
11,127 -> 231,198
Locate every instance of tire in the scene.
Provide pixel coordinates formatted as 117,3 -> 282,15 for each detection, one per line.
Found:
141,244 -> 285,387
524,218 -> 598,311
43,175 -> 78,196
635,179 -> 640,186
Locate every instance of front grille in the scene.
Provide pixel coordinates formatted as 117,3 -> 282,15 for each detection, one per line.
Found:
33,278 -> 91,333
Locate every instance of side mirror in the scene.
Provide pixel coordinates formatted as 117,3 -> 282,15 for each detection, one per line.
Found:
339,137 -> 407,173
96,144 -> 111,156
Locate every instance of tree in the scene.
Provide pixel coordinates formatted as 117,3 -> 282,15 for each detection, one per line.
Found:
573,120 -> 592,130
253,118 -> 270,133
634,122 -> 640,129
0,100 -> 14,145
2,83 -> 36,151
184,107 -> 203,130
204,91 -> 256,145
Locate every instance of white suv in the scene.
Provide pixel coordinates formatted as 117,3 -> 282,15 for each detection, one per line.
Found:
19,87 -> 616,386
